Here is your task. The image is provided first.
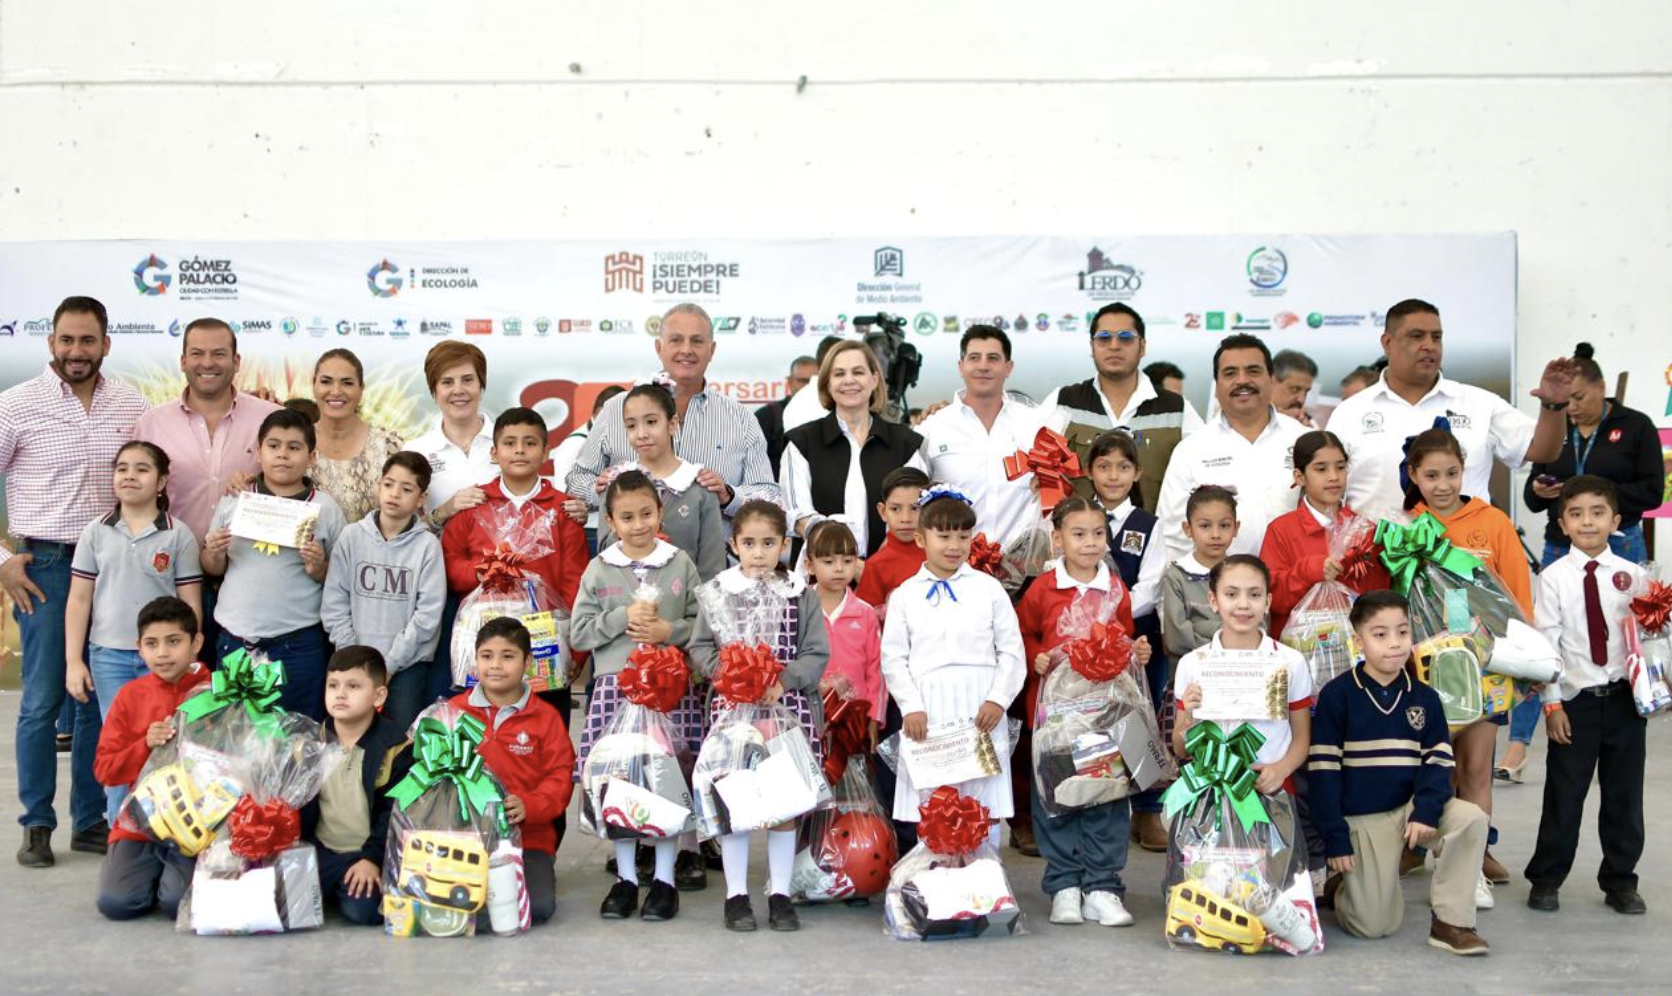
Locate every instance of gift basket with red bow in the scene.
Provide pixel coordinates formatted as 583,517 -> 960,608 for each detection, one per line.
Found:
450,502 -> 571,692
1279,516 -> 1376,689
883,787 -> 1023,940
791,753 -> 898,903
580,643 -> 698,839
1625,565 -> 1672,717
1033,589 -> 1172,818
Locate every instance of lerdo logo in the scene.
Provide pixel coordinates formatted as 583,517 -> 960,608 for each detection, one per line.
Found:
1246,246 -> 1288,296
132,254 -> 171,295
366,259 -> 402,297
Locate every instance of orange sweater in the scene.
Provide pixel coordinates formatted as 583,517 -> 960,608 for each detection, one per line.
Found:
1410,498 -> 1533,617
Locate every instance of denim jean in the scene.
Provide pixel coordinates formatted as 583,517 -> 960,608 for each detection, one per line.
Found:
216,624 -> 328,721
88,644 -> 150,821
14,541 -> 105,832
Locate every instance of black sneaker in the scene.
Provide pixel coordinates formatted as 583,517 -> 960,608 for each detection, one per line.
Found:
1605,889 -> 1647,915
16,827 -> 52,868
70,820 -> 109,855
768,893 -> 800,932
675,849 -> 708,891
702,839 -> 724,870
724,894 -> 757,931
1527,884 -> 1560,911
605,855 -> 618,875
599,879 -> 639,919
641,880 -> 680,921
55,733 -> 72,754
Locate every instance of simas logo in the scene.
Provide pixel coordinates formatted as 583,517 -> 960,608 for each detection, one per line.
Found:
604,251 -> 645,293
366,259 -> 402,297
236,319 -> 273,334
1077,247 -> 1142,301
133,254 -> 171,295
859,245 -> 922,306
1246,246 -> 1288,296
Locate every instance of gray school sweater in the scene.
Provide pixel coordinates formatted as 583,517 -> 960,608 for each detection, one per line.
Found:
597,462 -> 727,581
687,570 -> 830,700
568,542 -> 704,678
321,512 -> 448,674
1160,557 -> 1220,660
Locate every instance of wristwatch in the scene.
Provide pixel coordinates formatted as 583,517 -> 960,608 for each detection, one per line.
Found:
1540,400 -> 1570,412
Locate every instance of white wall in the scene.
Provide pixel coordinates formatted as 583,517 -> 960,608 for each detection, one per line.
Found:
3,0 -> 1669,541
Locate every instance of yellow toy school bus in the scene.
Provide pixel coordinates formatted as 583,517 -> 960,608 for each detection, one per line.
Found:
1166,882 -> 1268,954
398,832 -> 489,912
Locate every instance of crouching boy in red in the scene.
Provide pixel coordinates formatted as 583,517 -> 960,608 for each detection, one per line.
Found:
451,616 -> 574,924
94,597 -> 210,920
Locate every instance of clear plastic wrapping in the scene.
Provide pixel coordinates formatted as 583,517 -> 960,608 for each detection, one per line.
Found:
883,788 -> 1023,941
579,702 -> 696,840
792,757 -> 898,902
1625,566 -> 1672,717
691,703 -> 829,839
450,502 -> 571,691
1279,517 -> 1370,690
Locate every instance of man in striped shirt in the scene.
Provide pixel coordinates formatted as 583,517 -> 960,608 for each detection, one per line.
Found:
0,297 -> 148,869
564,302 -> 780,520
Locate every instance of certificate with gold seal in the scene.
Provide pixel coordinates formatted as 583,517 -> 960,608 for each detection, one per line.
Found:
1192,650 -> 1289,722
229,491 -> 320,549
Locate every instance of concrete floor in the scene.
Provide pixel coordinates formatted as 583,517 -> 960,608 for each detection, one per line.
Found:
0,695 -> 1666,996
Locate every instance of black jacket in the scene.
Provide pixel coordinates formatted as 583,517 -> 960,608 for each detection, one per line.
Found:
784,412 -> 923,558
1523,399 -> 1663,544
301,710 -> 415,865
755,396 -> 793,479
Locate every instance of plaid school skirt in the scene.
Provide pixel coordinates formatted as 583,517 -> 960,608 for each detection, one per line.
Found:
574,673 -> 711,781
706,688 -> 824,766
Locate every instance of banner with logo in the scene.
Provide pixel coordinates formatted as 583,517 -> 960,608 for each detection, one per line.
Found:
0,234 -> 1516,448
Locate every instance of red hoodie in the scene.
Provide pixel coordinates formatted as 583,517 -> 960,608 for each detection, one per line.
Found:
441,478 -> 588,611
449,689 -> 575,855
1261,504 -> 1391,636
95,665 -> 212,844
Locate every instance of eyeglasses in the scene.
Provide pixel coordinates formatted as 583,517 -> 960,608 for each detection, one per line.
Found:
1092,330 -> 1139,343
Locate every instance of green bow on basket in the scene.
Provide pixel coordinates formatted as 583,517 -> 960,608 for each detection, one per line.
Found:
1159,721 -> 1271,833
176,648 -> 287,736
388,713 -> 508,834
1376,513 -> 1484,596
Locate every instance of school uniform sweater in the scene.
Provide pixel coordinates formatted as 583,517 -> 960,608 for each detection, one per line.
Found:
1307,665 -> 1455,858
450,688 -> 576,855
94,666 -> 212,844
1260,503 -> 1391,636
440,478 -> 588,611
1159,556 -> 1220,659
568,541 -> 703,678
1410,497 -> 1533,617
1015,563 -> 1136,719
855,532 -> 925,616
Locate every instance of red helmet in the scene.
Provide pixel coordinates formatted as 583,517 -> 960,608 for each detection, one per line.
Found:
820,812 -> 898,897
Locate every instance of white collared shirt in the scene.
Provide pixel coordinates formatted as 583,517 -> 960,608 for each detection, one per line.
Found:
1052,560 -> 1114,596
1154,407 -> 1306,563
467,681 -> 531,730
879,562 -> 1026,716
1302,496 -> 1334,530
409,412 -> 497,514
1174,631 -> 1313,765
1329,373 -> 1536,519
1102,497 -> 1163,618
1042,374 -> 1205,434
1535,547 -> 1642,703
599,538 -> 681,570
916,391 -> 1049,548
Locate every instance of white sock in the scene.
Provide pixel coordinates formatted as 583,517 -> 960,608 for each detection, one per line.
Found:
721,832 -> 751,898
614,840 -> 640,886
988,823 -> 1003,851
653,840 -> 678,887
767,830 -> 796,897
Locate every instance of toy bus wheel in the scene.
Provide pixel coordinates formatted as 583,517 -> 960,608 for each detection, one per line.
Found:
406,874 -> 425,897
1174,925 -> 1196,942
418,904 -> 471,937
449,885 -> 471,907
1223,943 -> 1246,955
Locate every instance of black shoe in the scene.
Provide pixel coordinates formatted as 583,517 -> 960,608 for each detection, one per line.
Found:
636,844 -> 655,876
1527,884 -> 1560,911
69,821 -> 109,855
55,734 -> 72,754
702,839 -> 724,871
843,896 -> 871,908
16,827 -> 52,868
599,879 -> 639,919
641,880 -> 680,921
1605,890 -> 1647,915
768,893 -> 800,932
724,894 -> 757,931
675,849 -> 708,891
605,855 -> 618,875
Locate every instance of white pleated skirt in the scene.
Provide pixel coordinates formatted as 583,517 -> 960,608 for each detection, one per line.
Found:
892,664 -> 1013,822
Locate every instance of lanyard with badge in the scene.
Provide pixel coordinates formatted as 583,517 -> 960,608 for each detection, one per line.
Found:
1569,402 -> 1610,475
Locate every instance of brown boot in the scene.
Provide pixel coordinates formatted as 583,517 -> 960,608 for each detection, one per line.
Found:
1481,849 -> 1510,885
1428,916 -> 1489,956
1130,811 -> 1169,852
1318,873 -> 1343,911
1399,847 -> 1426,878
1009,822 -> 1039,857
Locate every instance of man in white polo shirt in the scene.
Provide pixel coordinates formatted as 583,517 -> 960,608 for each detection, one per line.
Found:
1155,334 -> 1306,562
1330,298 -> 1577,518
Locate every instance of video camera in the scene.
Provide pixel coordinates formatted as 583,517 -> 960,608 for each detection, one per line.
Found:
854,312 -> 921,424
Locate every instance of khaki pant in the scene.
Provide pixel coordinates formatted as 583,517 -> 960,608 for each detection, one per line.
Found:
1336,798 -> 1487,938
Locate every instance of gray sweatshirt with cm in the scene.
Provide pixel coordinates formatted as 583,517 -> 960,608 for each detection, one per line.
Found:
322,513 -> 448,674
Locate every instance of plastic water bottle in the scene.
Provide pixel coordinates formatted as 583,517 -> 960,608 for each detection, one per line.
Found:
1249,884 -> 1319,953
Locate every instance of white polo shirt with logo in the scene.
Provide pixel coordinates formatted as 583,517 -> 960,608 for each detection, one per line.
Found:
916,391 -> 1050,548
1154,407 -> 1306,563
1329,374 -> 1536,519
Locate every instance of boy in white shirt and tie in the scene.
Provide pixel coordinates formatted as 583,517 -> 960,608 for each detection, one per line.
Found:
1525,475 -> 1647,916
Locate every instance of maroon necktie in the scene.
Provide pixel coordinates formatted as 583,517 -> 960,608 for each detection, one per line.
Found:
1584,561 -> 1608,666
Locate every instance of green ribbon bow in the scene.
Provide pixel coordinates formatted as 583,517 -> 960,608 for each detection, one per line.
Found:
176,649 -> 287,736
1159,721 -> 1272,833
1375,513 -> 1484,596
388,713 -> 508,834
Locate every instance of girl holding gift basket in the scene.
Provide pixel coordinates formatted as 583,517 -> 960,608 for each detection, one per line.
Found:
687,499 -> 831,933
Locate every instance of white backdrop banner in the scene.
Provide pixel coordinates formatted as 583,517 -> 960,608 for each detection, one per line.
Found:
0,234 -> 1516,448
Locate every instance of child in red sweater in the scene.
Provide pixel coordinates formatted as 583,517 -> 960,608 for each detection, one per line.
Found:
1014,498 -> 1151,927
94,597 -> 211,921
450,615 -> 575,925
854,467 -> 929,620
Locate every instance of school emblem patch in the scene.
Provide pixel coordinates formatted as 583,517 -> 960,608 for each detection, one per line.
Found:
1120,529 -> 1147,556
1406,705 -> 1427,731
152,551 -> 170,573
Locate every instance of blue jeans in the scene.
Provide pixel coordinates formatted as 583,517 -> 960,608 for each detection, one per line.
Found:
216,624 -> 327,721
1031,791 -> 1130,896
315,845 -> 383,925
89,644 -> 149,821
14,541 -> 105,832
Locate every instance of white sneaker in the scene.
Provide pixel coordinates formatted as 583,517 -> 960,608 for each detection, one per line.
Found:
1475,871 -> 1495,910
1081,890 -> 1135,927
1050,888 -> 1085,924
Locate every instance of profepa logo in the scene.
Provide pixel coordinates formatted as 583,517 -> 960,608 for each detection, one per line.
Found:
133,254 -> 171,295
367,259 -> 402,297
1077,247 -> 1142,301
1246,246 -> 1288,296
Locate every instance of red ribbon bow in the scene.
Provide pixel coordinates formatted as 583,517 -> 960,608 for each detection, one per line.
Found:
821,685 -> 872,783
620,645 -> 690,713
713,642 -> 785,706
226,795 -> 301,862
1339,530 -> 1382,588
1631,580 -> 1672,633
474,542 -> 530,594
967,533 -> 1006,579
1066,621 -> 1133,682
1003,427 -> 1083,513
917,786 -> 991,856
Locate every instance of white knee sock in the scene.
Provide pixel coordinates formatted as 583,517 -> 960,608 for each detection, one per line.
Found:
768,829 -> 796,896
653,839 -> 678,887
721,832 -> 751,898
614,840 -> 639,886
988,823 -> 1003,852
